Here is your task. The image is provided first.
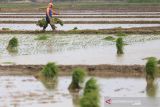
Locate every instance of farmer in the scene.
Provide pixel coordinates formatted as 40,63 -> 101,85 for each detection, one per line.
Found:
43,3 -> 57,31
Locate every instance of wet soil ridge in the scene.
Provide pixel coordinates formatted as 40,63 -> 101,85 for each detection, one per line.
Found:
0,27 -> 160,34
1,20 -> 160,24
0,64 -> 145,77
1,16 -> 160,18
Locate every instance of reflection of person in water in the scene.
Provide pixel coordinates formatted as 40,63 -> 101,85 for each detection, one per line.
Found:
43,3 -> 57,31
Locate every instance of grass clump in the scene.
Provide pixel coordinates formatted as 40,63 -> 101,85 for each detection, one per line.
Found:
35,35 -> 49,40
41,62 -> 59,79
37,18 -> 63,29
7,37 -> 18,52
69,68 -> 86,91
2,28 -> 10,31
116,37 -> 124,54
145,58 -> 157,83
53,18 -> 64,26
83,78 -> 99,95
143,57 -> 157,61
36,18 -> 47,28
80,78 -> 100,107
104,36 -> 115,41
116,32 -> 127,37
73,27 -> 78,30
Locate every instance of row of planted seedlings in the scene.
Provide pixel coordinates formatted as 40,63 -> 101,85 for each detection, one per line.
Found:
37,62 -> 100,107
6,32 -> 125,55
36,57 -> 159,107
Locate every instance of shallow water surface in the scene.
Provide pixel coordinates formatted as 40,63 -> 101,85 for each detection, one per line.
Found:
0,34 -> 160,65
0,18 -> 160,21
0,76 -> 159,107
0,24 -> 160,31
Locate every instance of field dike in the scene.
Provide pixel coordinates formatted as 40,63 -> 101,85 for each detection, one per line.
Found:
0,64 -> 145,77
0,26 -> 160,34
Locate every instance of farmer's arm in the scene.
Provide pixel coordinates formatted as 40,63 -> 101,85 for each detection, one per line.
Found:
46,7 -> 50,17
52,5 -> 58,15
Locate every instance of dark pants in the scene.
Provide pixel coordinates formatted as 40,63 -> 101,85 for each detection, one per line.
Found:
43,16 -> 56,31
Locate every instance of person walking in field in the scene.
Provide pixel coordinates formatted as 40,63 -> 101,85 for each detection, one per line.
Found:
43,3 -> 57,31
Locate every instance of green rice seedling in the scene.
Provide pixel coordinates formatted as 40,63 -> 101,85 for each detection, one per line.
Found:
41,62 -> 59,79
73,27 -> 78,30
69,68 -> 86,90
80,92 -> 100,107
53,18 -> 64,26
83,78 -> 99,95
7,37 -> 18,52
37,18 -> 47,28
80,78 -> 100,107
145,58 -> 158,83
116,37 -> 124,54
104,36 -> 115,41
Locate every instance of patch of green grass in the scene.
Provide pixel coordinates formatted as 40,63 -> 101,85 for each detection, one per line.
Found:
41,62 -> 59,79
104,36 -> 115,41
116,37 -> 124,54
116,32 -> 127,37
2,62 -> 16,65
35,35 -> 49,40
2,28 -> 10,31
69,68 -> 86,91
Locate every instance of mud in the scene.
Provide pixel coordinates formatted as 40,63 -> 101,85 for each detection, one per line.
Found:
0,26 -> 160,34
0,64 -> 145,77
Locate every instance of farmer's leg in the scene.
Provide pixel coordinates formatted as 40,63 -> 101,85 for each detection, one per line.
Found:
43,16 -> 49,31
43,22 -> 48,31
49,23 -> 56,30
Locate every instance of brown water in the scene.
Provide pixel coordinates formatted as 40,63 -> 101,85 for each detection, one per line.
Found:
0,34 -> 160,65
0,76 -> 159,107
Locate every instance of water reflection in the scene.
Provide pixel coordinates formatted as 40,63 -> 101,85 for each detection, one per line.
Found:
146,82 -> 158,97
7,48 -> 18,56
70,92 -> 80,107
39,77 -> 58,90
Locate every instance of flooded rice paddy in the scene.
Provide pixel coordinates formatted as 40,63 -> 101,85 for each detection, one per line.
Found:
0,34 -> 160,65
0,18 -> 160,21
0,24 -> 160,31
0,12 -> 160,107
0,76 -> 160,107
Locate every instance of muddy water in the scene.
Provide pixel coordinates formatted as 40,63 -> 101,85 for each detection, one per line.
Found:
0,18 -> 160,21
0,24 -> 160,31
0,34 -> 160,65
0,76 -> 159,107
